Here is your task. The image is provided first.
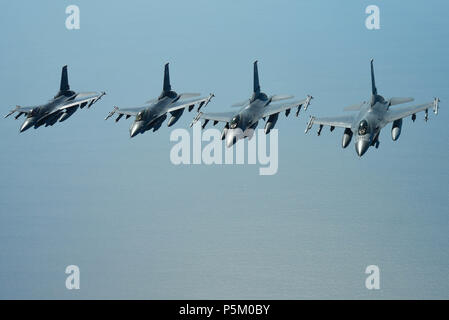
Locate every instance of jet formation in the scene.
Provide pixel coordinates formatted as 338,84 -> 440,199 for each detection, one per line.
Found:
105,63 -> 214,137
5,66 -> 105,132
305,59 -> 440,157
4,60 -> 440,158
191,61 -> 313,147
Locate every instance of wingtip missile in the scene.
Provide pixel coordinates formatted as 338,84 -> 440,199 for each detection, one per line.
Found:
305,116 -> 315,134
190,112 -> 203,128
198,93 -> 215,112
303,95 -> 313,111
87,91 -> 106,109
433,97 -> 440,114
206,93 -> 215,103
105,106 -> 118,120
298,95 -> 313,116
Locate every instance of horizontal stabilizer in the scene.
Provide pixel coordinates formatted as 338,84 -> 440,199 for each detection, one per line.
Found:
231,99 -> 250,107
145,98 -> 158,104
389,97 -> 414,106
270,95 -> 294,102
75,92 -> 99,99
178,93 -> 201,99
343,102 -> 365,111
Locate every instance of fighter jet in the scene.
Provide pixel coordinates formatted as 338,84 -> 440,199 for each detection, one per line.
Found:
105,63 -> 214,137
190,61 -> 313,147
5,65 -> 105,132
305,59 -> 440,157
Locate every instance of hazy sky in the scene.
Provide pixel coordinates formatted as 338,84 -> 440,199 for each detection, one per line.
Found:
0,0 -> 448,299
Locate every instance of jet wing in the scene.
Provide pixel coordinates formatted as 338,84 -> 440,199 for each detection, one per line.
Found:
190,111 -> 235,127
34,92 -> 105,125
343,102 -> 365,111
305,115 -> 355,133
166,94 -> 214,113
105,106 -> 147,121
388,97 -> 414,106
4,105 -> 35,119
384,98 -> 439,123
55,92 -> 106,112
262,96 -> 312,118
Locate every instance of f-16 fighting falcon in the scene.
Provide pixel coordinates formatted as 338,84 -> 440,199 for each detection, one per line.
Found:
305,59 -> 440,157
105,63 -> 214,137
5,65 -> 105,132
191,61 -> 313,147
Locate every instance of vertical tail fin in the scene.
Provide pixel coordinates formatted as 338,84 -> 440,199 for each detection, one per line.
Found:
370,59 -> 377,96
60,65 -> 70,92
253,60 -> 260,93
163,63 -> 171,92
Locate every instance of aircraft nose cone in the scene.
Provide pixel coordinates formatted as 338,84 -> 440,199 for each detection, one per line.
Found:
355,139 -> 369,157
226,129 -> 241,148
130,122 -> 142,138
226,134 -> 236,148
20,118 -> 34,133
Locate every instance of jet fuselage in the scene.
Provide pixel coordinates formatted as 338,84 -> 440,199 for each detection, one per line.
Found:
352,94 -> 390,156
129,93 -> 179,137
225,92 -> 269,147
20,94 -> 77,132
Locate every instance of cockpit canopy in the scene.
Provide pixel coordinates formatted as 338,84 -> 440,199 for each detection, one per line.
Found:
136,111 -> 145,121
358,120 -> 369,135
27,108 -> 38,118
230,115 -> 240,129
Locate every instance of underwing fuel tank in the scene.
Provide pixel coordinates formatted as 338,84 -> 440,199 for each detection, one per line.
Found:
152,114 -> 167,132
264,113 -> 279,134
221,123 -> 229,140
342,128 -> 353,148
245,121 -> 258,139
167,109 -> 184,127
59,106 -> 79,122
391,119 -> 402,141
